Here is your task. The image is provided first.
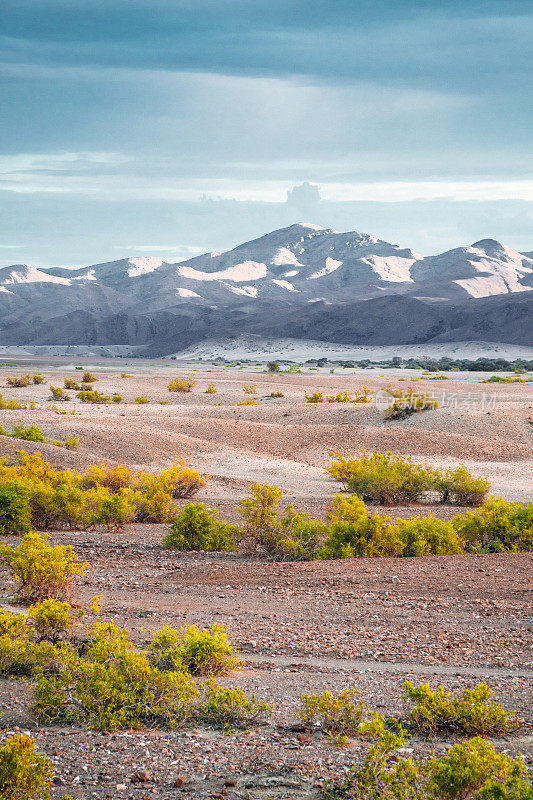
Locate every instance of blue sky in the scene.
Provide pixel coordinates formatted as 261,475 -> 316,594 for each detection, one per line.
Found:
1,0 -> 532,266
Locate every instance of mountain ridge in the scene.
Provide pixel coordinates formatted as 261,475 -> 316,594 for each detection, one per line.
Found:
1,223 -> 532,352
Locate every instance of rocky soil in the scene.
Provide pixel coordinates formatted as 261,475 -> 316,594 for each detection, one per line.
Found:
0,358 -> 531,798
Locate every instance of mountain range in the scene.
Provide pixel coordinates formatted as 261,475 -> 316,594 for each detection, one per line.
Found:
1,223 -> 532,353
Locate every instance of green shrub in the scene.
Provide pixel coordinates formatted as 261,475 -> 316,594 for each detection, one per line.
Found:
149,624 -> 239,676
268,391 -> 284,398
27,599 -> 75,644
397,517 -> 463,557
298,689 -> 365,735
76,389 -> 110,403
320,495 -> 403,559
305,391 -> 324,403
168,377 -> 196,392
111,392 -> 123,403
426,737 -> 531,800
49,386 -> 70,402
327,453 -> 489,507
323,731 -> 531,800
0,734 -> 53,800
238,483 -> 326,560
0,394 -> 27,410
328,452 -> 435,505
164,503 -> 236,551
200,681 -> 271,730
7,375 -> 31,388
0,531 -> 90,603
327,392 -> 352,403
63,378 -> 81,390
82,371 -> 97,383
32,622 -> 197,731
243,383 -> 258,395
266,361 -> 280,372
384,387 -> 438,420
403,681 -> 515,736
0,482 -> 33,536
205,383 -> 217,394
436,466 -> 490,506
453,498 -> 533,552
134,395 -> 149,404
32,374 -> 45,385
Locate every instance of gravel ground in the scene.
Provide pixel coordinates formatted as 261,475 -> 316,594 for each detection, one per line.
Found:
0,359 -> 531,798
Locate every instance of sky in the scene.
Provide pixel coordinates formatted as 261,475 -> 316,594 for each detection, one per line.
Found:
0,0 -> 532,267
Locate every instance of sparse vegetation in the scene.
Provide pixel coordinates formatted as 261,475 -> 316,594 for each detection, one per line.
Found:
168,377 -> 196,392
243,383 -> 258,395
49,386 -> 70,402
76,389 -> 111,403
7,375 -> 32,388
327,452 -> 490,506
63,378 -> 81,390
403,680 -> 516,736
164,502 -> 236,551
32,374 -> 45,385
149,624 -> 239,676
0,423 -> 77,449
0,531 -> 90,603
299,689 -> 365,735
0,734 -> 54,800
305,391 -> 324,403
0,451 -> 206,532
205,383 -> 218,394
134,395 -> 149,403
384,387 -> 439,420
82,371 -> 97,383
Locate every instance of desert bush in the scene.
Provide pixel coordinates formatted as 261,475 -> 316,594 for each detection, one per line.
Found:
323,730 -> 531,800
158,459 -> 207,498
327,392 -> 352,403
134,395 -> 149,404
82,371 -> 97,383
149,624 -> 239,676
298,689 -> 365,735
268,391 -> 284,398
0,531 -> 90,603
49,386 -> 70,402
384,387 -> 438,420
32,622 -> 198,731
453,498 -> 533,553
63,378 -> 81,390
27,599 -> 75,644
0,482 -> 33,536
7,375 -> 32,388
168,377 -> 196,392
164,503 -> 236,551
397,517 -> 463,557
0,394 -> 27,410
353,386 -> 372,403
0,734 -> 53,800
266,361 -> 280,372
238,483 -> 326,559
32,374 -> 45,385
80,382 -> 92,391
320,495 -> 403,559
304,391 -> 324,403
80,463 -> 133,492
76,389 -> 110,403
243,383 -> 258,395
0,608 -> 74,678
328,451 -> 436,505
205,383 -> 217,394
121,372 -> 133,378
403,681 -> 515,736
436,466 -> 490,506
111,392 -> 123,403
200,682 -> 271,729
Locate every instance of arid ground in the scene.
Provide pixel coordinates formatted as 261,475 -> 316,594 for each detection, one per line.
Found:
0,357 -> 532,799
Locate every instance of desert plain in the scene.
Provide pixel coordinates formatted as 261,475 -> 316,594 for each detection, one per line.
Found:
0,356 -> 531,799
